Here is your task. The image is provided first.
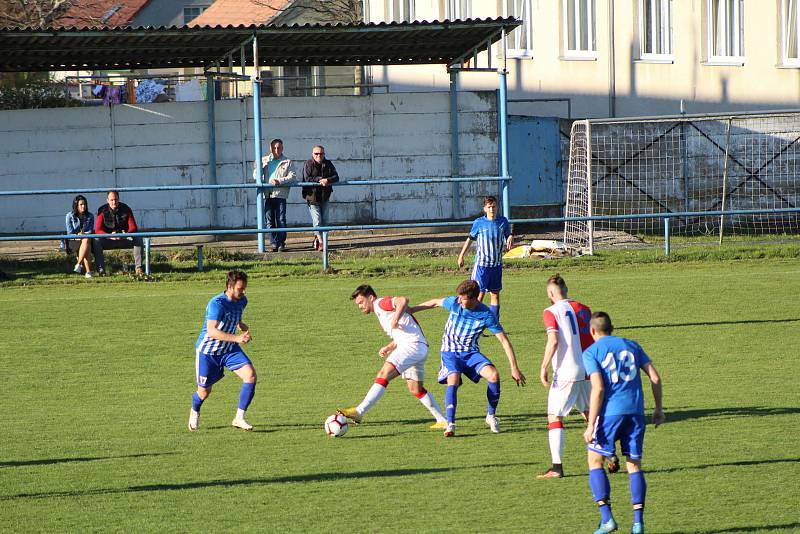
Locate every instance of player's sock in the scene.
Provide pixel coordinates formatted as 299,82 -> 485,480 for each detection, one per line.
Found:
630,471 -> 646,524
356,378 -> 388,415
416,388 -> 446,422
589,467 -> 613,523
486,380 -> 500,415
548,420 -> 565,464
489,304 -> 499,319
191,392 -> 204,412
238,382 -> 256,411
445,385 -> 458,424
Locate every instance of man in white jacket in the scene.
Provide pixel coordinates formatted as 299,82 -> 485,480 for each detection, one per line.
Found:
253,138 -> 297,252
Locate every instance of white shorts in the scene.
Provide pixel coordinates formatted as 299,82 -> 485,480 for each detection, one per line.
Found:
547,379 -> 590,417
386,343 -> 428,382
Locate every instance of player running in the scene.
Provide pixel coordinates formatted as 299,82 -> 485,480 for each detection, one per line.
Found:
338,285 -> 448,429
582,312 -> 665,534
188,270 -> 257,432
412,279 -> 526,437
457,195 -> 513,319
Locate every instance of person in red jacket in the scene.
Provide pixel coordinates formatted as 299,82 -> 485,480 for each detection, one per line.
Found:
94,190 -> 144,275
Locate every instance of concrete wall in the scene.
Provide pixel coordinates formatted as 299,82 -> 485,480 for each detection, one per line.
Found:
0,91 -> 500,235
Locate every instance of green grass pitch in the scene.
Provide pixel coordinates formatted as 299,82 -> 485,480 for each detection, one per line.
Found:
1,258 -> 799,533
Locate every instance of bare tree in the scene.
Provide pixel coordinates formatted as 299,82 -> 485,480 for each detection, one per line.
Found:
0,0 -> 108,29
255,0 -> 364,25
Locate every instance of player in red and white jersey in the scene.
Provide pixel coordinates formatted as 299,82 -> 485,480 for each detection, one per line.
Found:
337,284 -> 447,429
537,273 -> 595,479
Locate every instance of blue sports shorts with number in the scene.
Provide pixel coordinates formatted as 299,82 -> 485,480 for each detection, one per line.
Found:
471,264 -> 502,293
195,348 -> 251,388
438,350 -> 493,384
587,414 -> 646,460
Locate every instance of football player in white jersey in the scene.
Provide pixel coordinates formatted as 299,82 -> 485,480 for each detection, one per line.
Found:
337,285 -> 447,429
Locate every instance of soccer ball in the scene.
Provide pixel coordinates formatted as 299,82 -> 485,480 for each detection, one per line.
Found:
324,413 -> 348,437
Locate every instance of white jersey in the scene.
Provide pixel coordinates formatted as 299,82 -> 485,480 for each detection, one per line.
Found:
543,299 -> 590,383
373,296 -> 427,346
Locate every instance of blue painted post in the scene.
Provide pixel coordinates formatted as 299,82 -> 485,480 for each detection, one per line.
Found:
664,216 -> 671,256
206,73 -> 218,229
498,65 -> 510,219
252,37 -> 265,253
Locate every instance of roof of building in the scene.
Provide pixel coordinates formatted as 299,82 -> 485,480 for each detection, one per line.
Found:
0,18 -> 520,72
188,0 -> 289,27
58,0 -> 152,28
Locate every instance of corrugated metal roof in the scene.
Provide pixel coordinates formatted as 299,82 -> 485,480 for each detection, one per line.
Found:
0,18 -> 520,72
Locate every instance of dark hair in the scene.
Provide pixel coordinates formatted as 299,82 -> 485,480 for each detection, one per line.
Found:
483,195 -> 498,206
72,195 -> 89,218
456,279 -> 480,299
107,190 -> 119,199
590,311 -> 614,335
226,270 -> 248,288
547,273 -> 568,295
351,284 -> 377,300
270,138 -> 283,149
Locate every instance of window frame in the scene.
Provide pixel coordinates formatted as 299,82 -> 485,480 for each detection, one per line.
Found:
182,5 -> 207,25
561,0 -> 597,60
638,0 -> 674,62
503,0 -> 534,58
782,0 -> 800,67
705,0 -> 745,65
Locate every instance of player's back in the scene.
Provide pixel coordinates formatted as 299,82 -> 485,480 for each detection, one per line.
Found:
543,299 -> 591,382
582,335 -> 651,416
373,296 -> 427,345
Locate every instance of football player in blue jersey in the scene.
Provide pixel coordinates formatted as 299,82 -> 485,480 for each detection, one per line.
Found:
457,196 -> 513,319
411,280 -> 525,437
582,312 -> 665,534
188,270 -> 257,432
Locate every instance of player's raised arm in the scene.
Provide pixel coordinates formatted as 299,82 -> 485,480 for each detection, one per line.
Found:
540,331 -> 559,388
408,297 -> 445,314
495,331 -> 526,386
457,237 -> 472,269
583,371 -> 605,443
643,362 -> 665,427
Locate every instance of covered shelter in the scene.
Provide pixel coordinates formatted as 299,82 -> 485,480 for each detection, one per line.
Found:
0,18 -> 521,251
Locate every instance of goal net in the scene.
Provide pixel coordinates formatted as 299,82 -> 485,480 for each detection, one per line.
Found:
564,112 -> 800,252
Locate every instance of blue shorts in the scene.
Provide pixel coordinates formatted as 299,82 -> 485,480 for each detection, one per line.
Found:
471,264 -> 502,293
195,348 -> 252,388
438,350 -> 493,384
587,414 -> 646,460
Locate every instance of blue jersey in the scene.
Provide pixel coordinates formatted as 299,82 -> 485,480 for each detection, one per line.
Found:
582,336 -> 651,416
195,292 -> 247,355
470,215 -> 511,267
440,296 -> 503,352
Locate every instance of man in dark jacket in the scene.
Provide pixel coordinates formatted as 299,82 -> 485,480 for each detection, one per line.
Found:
302,145 -> 339,251
94,190 -> 144,275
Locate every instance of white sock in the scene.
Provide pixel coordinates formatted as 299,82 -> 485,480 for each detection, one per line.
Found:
548,427 -> 564,464
356,383 -> 386,415
236,408 -> 246,420
418,391 -> 447,422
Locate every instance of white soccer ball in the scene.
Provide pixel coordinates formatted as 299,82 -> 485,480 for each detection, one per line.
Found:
324,413 -> 348,437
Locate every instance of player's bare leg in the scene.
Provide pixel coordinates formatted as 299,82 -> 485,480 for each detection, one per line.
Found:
339,362 -> 399,424
405,379 -> 447,428
488,291 -> 500,320
479,365 -> 501,433
231,364 -> 257,431
189,385 -> 211,431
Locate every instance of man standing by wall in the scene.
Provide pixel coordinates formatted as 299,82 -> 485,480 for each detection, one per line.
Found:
254,138 -> 297,252
302,145 -> 339,251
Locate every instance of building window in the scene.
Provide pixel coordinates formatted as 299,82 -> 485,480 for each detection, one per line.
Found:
389,0 -> 415,22
183,6 -> 207,25
782,0 -> 800,66
707,0 -> 744,61
504,0 -> 533,56
639,0 -> 673,59
562,0 -> 596,59
445,0 -> 471,20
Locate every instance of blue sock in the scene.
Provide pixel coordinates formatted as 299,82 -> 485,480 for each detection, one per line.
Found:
445,385 -> 458,424
191,392 -> 204,412
486,380 -> 500,415
589,467 -> 613,523
630,471 -> 646,523
238,382 -> 256,411
489,304 -> 499,320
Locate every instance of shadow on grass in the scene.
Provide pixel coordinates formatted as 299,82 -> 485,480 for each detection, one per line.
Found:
0,452 -> 178,469
650,457 -> 799,475
2,461 -> 537,501
666,521 -> 800,533
620,318 -> 800,330
665,406 -> 800,423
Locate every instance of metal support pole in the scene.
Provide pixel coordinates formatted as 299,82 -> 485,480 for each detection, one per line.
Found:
498,30 -> 510,220
449,67 -> 460,220
206,73 -> 218,229
252,36 -> 265,253
322,232 -> 329,271
144,238 -> 151,275
719,117 -> 732,246
664,216 -> 670,256
197,245 -> 204,271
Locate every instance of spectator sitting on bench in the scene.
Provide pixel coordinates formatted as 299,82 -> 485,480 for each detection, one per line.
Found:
94,190 -> 144,276
65,194 -> 96,278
